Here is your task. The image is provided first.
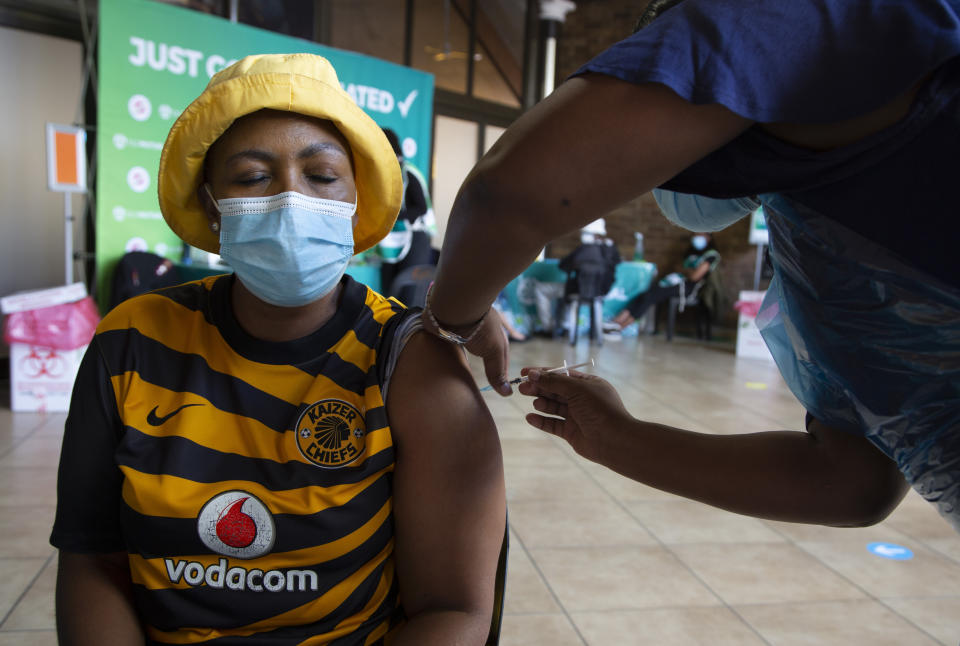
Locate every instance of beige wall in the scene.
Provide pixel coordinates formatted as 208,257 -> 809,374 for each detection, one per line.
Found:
0,26 -> 86,311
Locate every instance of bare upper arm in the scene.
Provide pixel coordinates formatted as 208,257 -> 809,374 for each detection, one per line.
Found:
386,331 -> 506,622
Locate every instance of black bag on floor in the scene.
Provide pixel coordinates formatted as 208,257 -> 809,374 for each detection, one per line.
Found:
110,251 -> 181,310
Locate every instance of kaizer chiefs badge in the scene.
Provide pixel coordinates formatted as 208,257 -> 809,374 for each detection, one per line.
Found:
295,399 -> 365,468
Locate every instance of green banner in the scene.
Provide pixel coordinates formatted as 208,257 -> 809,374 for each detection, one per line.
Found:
97,0 -> 434,304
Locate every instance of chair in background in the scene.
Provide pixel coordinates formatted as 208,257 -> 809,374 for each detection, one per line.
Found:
386,264 -> 435,308
665,287 -> 712,341
566,296 -> 605,346
663,266 -> 725,341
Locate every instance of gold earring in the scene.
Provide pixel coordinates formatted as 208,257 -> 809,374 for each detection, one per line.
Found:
211,221 -> 220,232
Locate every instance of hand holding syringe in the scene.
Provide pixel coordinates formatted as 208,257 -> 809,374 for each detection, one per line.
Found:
479,358 -> 595,392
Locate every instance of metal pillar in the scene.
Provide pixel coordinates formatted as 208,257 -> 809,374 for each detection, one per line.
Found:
537,0 -> 575,100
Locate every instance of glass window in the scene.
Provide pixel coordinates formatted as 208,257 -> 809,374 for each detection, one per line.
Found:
412,0 -> 470,94
237,0 -> 314,41
473,40 -> 521,107
328,0 -> 406,65
472,0 -> 523,107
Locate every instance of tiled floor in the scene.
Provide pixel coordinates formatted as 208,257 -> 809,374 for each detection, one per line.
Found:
1,334 -> 958,645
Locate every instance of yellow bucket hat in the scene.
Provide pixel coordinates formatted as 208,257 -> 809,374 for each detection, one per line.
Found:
158,53 -> 402,255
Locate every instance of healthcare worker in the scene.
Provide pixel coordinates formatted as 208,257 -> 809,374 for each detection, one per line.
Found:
421,0 -> 960,531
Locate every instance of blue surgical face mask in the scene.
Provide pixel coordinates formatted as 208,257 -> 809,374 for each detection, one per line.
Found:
211,188 -> 356,307
652,188 -> 759,232
691,235 -> 708,251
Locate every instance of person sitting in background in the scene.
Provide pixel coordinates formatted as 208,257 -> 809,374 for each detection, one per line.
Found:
559,219 -> 621,341
612,232 -> 719,329
559,219 -> 621,306
50,53 -> 505,646
378,128 -> 436,296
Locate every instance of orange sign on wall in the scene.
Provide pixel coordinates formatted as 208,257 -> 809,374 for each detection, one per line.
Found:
46,123 -> 87,192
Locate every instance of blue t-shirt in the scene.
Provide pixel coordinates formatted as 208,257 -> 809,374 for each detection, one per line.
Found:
574,0 -> 960,288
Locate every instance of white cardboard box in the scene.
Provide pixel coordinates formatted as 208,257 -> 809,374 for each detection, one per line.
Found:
3,283 -> 92,413
0,282 -> 87,314
9,343 -> 86,412
735,290 -> 774,361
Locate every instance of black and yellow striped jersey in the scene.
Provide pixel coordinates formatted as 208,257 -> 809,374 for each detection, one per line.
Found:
52,274 -> 412,645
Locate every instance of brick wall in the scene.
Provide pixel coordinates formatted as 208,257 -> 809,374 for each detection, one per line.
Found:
545,0 -> 766,332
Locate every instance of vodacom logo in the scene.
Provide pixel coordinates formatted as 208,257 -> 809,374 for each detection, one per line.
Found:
197,491 -> 276,559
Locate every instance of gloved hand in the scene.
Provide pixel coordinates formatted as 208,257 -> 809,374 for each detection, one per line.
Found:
518,367 -> 634,462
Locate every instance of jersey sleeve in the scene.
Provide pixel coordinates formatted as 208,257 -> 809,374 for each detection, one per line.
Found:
573,0 -> 960,123
49,336 -> 127,553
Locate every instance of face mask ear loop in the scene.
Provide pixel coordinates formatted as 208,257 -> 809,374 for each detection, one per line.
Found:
204,183 -> 222,215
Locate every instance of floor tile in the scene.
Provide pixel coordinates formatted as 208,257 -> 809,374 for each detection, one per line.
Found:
0,558 -> 46,621
504,461 -> 609,503
499,437 -> 574,467
925,537 -> 960,564
761,517 -> 914,545
498,613 -> 584,646
736,599 -> 942,646
670,542 -> 866,605
2,556 -> 55,630
509,497 -> 656,549
0,411 -> 49,441
578,461 -> 679,503
883,495 -> 958,541
882,597 -> 960,645
0,468 -> 57,507
0,631 -> 58,646
571,607 -> 767,646
502,536 -> 560,614
496,422 -> 543,441
0,435 -> 64,469
30,413 -> 67,438
0,506 -> 56,558
797,539 -> 960,598
531,546 -> 719,612
627,499 -> 785,545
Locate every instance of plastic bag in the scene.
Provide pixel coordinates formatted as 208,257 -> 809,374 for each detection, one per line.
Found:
733,298 -> 763,318
3,296 -> 100,350
755,193 -> 960,531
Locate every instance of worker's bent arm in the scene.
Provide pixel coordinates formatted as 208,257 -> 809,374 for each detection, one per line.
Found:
430,74 -> 753,326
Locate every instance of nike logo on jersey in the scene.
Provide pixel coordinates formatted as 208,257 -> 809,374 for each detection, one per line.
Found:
147,404 -> 202,426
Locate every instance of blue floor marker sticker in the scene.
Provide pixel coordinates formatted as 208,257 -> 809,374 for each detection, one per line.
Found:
867,542 -> 914,560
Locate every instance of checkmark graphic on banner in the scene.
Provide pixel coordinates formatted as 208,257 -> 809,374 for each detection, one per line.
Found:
397,90 -> 418,118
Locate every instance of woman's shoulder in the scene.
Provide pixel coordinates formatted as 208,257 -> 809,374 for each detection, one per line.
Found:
97,275 -> 223,334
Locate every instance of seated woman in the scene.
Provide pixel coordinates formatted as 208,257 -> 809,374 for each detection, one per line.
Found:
50,54 -> 506,646
612,232 -> 720,329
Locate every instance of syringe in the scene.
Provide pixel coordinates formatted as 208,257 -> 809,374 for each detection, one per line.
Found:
479,358 -> 595,391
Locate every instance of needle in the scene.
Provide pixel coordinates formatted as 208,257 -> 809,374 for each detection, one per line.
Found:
480,358 -> 595,391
